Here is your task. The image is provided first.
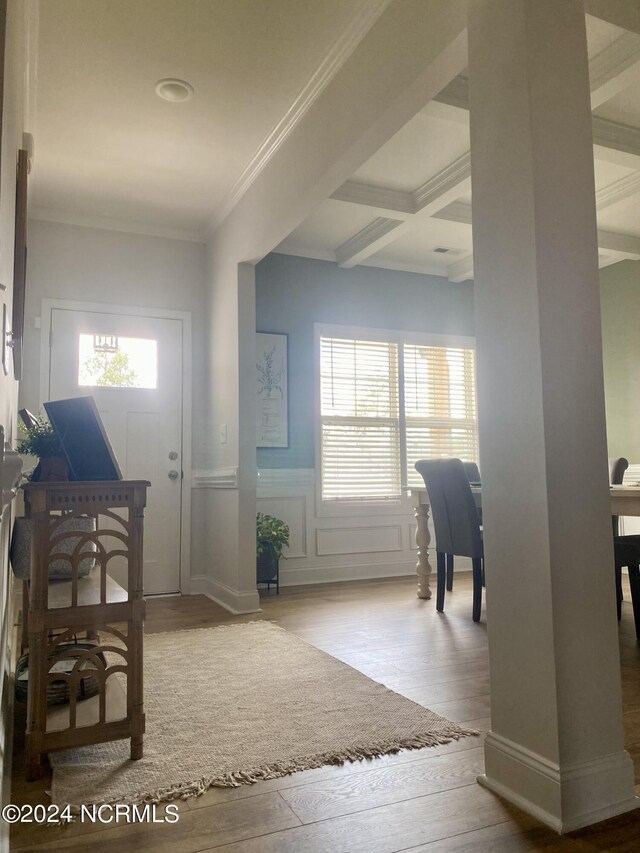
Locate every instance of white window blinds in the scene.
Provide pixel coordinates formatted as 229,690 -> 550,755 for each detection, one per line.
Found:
320,337 -> 401,501
319,332 -> 478,502
404,344 -> 478,488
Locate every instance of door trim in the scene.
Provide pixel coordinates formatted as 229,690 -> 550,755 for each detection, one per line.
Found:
39,297 -> 193,595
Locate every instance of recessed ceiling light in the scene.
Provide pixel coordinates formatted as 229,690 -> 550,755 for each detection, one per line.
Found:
155,78 -> 194,102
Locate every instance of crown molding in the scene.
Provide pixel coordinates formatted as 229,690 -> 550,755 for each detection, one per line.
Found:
596,171 -> 640,210
206,0 -> 393,237
29,207 -> 206,244
413,151 -> 470,212
359,256 -> 448,278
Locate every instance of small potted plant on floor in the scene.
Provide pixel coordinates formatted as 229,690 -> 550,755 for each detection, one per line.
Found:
256,512 -> 289,593
18,415 -> 68,482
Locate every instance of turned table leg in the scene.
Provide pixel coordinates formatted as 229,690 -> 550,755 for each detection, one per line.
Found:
414,502 -> 433,600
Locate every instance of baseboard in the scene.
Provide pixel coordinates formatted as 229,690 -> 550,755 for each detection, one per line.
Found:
189,575 -> 261,614
480,731 -> 639,833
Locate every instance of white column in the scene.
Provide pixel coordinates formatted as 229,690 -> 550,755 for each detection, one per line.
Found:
467,0 -> 637,832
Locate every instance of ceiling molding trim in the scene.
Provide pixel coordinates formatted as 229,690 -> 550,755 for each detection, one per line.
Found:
206,0 -> 393,237
596,171 -> 640,209
335,217 -> 402,267
359,256 -> 448,278
330,180 -> 414,218
413,151 -> 471,212
29,207 -> 206,244
447,253 -> 474,283
589,31 -> 640,108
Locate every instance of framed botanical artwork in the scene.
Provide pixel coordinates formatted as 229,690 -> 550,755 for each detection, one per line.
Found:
256,332 -> 288,448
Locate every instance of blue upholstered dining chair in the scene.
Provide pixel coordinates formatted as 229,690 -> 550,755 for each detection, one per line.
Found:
607,456 -> 640,635
414,458 -> 484,622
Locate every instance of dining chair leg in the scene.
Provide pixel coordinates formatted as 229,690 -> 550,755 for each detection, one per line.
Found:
615,564 -> 623,621
472,557 -> 482,623
446,554 -> 454,592
436,552 -> 446,612
628,564 -> 640,640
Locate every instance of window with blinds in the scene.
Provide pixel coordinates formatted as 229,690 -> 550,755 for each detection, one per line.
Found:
320,337 -> 401,501
319,333 -> 478,501
404,344 -> 478,488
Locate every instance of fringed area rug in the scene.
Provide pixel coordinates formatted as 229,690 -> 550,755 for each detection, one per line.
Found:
50,621 -> 476,807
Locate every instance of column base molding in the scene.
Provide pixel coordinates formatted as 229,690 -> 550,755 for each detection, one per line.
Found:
190,575 -> 261,615
479,731 -> 638,833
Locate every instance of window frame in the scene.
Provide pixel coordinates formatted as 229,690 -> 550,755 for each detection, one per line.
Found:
314,322 -> 477,518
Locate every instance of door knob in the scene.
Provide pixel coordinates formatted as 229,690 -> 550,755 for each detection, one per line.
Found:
168,451 -> 178,460
168,469 -> 179,480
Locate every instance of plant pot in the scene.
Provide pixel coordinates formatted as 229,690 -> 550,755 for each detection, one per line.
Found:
257,546 -> 278,584
33,456 -> 69,482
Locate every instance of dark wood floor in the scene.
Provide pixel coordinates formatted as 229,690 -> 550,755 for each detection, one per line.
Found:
9,574 -> 640,852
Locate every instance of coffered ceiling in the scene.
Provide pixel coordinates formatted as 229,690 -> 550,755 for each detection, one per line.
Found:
29,4 -> 640,280
276,14 -> 640,281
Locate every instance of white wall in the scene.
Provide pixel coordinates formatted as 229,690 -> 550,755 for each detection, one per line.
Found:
19,219 -> 209,578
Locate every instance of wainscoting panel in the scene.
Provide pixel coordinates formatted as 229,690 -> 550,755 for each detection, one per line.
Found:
316,524 -> 403,556
252,469 -> 471,587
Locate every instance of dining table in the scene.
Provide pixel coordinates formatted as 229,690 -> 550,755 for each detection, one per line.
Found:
409,484 -> 640,601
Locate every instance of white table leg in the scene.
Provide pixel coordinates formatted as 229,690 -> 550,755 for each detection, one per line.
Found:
414,502 -> 432,599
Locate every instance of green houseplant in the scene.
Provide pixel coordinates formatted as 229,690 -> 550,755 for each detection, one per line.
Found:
256,512 -> 289,592
18,416 -> 68,481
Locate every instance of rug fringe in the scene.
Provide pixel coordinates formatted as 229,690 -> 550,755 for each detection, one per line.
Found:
62,725 -> 479,810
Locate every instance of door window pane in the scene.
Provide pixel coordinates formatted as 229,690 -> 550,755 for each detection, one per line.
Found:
78,334 -> 157,389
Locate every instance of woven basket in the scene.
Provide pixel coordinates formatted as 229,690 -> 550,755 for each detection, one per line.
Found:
15,642 -> 106,706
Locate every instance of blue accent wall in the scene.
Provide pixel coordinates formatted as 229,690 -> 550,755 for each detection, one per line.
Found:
255,253 -> 475,469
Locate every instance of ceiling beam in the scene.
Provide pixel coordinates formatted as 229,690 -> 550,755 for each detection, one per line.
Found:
330,180 -> 414,219
433,31 -> 640,112
335,217 -> 404,267
334,153 -> 471,267
596,228 -> 640,257
589,31 -> 640,108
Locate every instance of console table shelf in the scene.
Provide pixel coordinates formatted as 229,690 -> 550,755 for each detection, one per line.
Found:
21,479 -> 149,781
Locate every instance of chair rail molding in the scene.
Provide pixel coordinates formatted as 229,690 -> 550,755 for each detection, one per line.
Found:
193,468 -> 239,489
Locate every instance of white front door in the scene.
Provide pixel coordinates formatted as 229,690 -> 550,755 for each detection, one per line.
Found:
48,307 -> 184,594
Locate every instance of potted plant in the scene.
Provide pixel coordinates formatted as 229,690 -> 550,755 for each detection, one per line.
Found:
18,416 -> 68,482
256,512 -> 289,592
